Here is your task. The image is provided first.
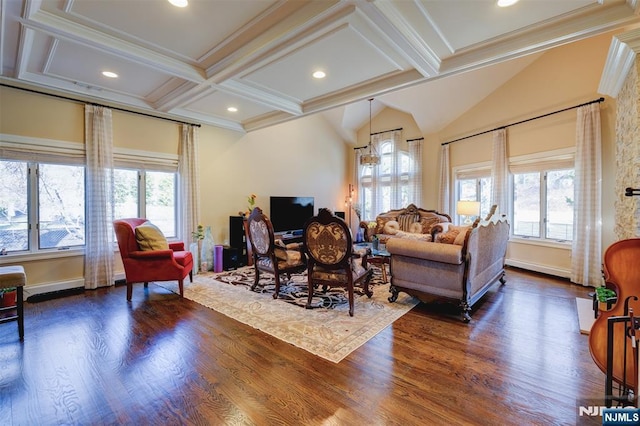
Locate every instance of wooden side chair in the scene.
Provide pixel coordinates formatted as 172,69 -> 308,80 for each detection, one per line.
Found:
303,208 -> 373,316
246,207 -> 307,299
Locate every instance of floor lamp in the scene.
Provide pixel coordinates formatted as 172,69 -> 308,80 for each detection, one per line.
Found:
345,184 -> 354,227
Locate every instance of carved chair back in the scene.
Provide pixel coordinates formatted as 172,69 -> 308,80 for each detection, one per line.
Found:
304,208 -> 353,271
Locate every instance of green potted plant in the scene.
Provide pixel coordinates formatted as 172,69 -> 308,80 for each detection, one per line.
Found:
595,286 -> 617,311
0,287 -> 17,308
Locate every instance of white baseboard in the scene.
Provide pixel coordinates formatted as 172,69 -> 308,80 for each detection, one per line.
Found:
23,278 -> 84,298
505,258 -> 571,279
23,272 -> 126,299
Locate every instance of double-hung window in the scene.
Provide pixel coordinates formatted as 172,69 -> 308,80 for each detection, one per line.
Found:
1,160 -> 86,251
1,137 -> 86,254
510,151 -> 575,242
114,168 -> 177,238
1,136 -> 179,256
455,165 -> 492,223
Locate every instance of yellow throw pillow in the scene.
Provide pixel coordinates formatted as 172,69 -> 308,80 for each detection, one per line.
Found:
135,222 -> 169,251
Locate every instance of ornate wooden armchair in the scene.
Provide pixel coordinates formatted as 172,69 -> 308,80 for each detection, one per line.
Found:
246,207 -> 307,299
303,208 -> 373,316
113,218 -> 193,301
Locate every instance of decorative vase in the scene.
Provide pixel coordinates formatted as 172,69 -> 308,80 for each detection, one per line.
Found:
189,242 -> 200,274
214,244 -> 224,273
201,226 -> 214,272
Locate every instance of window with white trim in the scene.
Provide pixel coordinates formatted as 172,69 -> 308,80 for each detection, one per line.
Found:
510,152 -> 575,242
0,136 -> 179,255
455,166 -> 492,223
359,137 -> 419,220
113,168 -> 177,237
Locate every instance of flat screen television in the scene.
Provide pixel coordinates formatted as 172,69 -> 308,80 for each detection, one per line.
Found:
269,196 -> 314,233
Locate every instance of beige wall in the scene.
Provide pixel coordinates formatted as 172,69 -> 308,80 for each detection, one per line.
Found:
349,106 -> 443,215
0,86 -> 349,293
0,28 -> 624,290
198,112 -> 348,244
435,31 -> 618,277
1,87 -> 84,142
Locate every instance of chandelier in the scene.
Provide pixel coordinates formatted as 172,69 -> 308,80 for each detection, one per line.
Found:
360,98 -> 380,166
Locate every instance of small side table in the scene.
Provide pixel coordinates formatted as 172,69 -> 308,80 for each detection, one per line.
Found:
368,245 -> 391,283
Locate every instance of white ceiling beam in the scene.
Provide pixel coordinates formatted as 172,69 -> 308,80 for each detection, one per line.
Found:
22,9 -> 205,83
219,80 -> 303,116
204,0 -> 344,83
356,0 -> 440,77
441,1 -> 640,76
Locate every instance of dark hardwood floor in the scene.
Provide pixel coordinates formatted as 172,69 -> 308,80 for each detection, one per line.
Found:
0,267 -> 607,425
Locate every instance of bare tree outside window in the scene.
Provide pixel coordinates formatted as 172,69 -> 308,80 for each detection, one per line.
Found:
38,164 -> 85,249
0,160 -> 29,252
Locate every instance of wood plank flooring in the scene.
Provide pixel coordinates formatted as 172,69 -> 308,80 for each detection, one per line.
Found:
0,267 -> 606,425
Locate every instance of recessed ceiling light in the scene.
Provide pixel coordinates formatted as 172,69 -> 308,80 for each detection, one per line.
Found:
102,71 -> 118,78
312,70 -> 326,79
497,0 -> 519,7
227,107 -> 238,112
168,0 -> 188,7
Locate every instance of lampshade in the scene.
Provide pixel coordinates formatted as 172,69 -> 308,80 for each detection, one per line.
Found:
457,200 -> 480,217
360,98 -> 380,166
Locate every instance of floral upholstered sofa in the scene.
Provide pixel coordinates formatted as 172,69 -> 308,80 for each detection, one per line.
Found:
360,204 -> 451,243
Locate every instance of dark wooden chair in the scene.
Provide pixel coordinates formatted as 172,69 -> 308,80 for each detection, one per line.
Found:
246,207 -> 307,299
303,208 -> 373,316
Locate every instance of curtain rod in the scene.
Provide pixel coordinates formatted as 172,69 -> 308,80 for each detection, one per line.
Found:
353,127 -> 404,150
1,82 -> 202,128
407,137 -> 424,142
441,97 -> 604,146
371,127 -> 402,136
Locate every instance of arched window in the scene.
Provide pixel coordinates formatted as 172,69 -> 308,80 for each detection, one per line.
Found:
357,131 -> 422,221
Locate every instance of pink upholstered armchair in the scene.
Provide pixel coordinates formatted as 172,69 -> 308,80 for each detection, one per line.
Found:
113,218 -> 193,301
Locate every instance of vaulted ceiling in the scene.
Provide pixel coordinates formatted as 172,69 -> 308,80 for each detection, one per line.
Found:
2,0 -> 639,142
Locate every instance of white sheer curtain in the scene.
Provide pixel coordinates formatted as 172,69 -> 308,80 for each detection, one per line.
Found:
179,124 -> 200,243
571,103 -> 602,286
84,105 -> 114,290
491,128 -> 509,216
438,144 -> 451,215
407,138 -> 423,208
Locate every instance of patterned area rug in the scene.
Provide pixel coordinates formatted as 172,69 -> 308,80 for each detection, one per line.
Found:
157,266 -> 418,363
214,266 -> 377,309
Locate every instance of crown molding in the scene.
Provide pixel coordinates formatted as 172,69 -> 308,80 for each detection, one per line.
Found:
599,27 -> 640,97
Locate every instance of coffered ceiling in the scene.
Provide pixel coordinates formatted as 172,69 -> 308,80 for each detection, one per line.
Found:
1,0 -> 639,139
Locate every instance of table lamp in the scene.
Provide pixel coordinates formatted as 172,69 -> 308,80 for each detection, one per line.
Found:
457,200 -> 480,225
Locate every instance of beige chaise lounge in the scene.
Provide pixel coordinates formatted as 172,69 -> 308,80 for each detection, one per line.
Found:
386,213 -> 510,322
